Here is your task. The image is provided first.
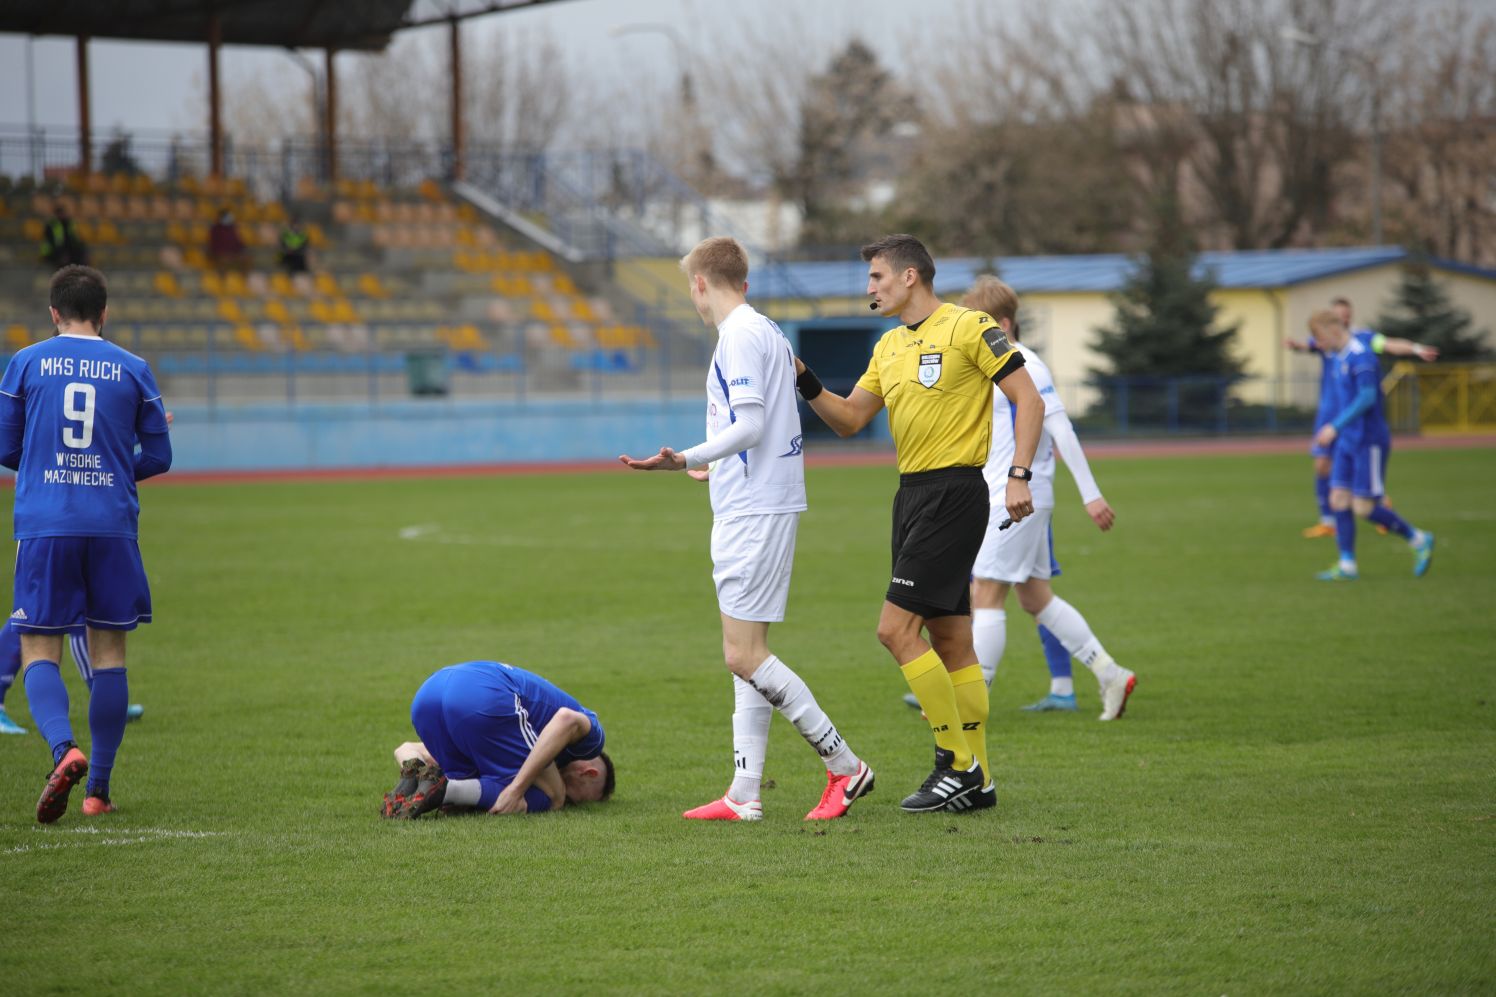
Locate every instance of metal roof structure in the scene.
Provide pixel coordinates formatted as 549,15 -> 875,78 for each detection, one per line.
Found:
0,0 -> 572,51
758,247 -> 1496,301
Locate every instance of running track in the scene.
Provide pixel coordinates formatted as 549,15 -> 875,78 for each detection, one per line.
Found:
121,432 -> 1496,486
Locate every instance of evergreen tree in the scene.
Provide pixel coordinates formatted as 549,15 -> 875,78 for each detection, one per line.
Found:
1088,207 -> 1244,429
1374,259 -> 1491,361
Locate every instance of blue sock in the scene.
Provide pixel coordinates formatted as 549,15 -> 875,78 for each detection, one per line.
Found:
1315,475 -> 1331,521
1367,504 -> 1414,539
22,661 -> 75,765
1038,625 -> 1071,680
86,668 -> 129,798
1334,509 -> 1357,564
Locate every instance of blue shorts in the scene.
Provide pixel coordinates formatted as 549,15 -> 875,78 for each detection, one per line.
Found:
11,537 -> 152,635
410,665 -> 553,813
1330,440 -> 1389,499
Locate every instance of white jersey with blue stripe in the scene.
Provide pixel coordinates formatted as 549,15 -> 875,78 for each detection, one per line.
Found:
984,343 -> 1065,509
702,304 -> 807,521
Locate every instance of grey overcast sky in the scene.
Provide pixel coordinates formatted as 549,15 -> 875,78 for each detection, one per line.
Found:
0,0 -> 982,135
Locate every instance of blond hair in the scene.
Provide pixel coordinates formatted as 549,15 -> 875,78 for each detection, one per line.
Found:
962,275 -> 1019,324
680,237 -> 749,289
1308,308 -> 1343,336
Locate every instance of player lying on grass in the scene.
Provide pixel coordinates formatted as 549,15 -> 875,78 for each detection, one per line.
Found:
381,659 -> 613,818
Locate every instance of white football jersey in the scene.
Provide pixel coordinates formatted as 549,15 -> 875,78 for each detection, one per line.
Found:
984,342 -> 1065,509
703,304 -> 808,521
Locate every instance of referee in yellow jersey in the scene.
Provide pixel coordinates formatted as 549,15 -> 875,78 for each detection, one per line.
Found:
794,234 -> 1042,813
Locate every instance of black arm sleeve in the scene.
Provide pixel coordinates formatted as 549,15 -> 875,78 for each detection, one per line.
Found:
990,349 -> 1027,385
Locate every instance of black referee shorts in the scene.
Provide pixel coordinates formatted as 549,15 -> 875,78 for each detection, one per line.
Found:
886,466 -> 989,619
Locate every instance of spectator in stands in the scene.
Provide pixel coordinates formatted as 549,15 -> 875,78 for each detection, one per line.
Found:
39,204 -> 89,268
208,208 -> 247,269
278,216 -> 310,274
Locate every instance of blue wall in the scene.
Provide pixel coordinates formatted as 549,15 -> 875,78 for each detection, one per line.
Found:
168,398 -> 711,472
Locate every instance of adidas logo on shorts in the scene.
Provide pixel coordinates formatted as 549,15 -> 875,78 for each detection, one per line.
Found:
9,608 -> 26,621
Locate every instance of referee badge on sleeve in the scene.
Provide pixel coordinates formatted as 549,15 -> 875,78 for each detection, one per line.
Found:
918,352 -> 943,388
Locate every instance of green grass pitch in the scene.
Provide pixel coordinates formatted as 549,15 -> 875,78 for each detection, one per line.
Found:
1,447 -> 1493,994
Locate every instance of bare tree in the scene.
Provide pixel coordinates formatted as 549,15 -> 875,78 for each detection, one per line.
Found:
1380,3 -> 1496,264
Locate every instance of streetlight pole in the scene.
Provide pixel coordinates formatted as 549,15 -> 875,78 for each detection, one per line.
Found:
1281,25 -> 1385,245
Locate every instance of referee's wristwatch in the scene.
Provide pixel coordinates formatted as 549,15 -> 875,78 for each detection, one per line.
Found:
1007,465 -> 1033,481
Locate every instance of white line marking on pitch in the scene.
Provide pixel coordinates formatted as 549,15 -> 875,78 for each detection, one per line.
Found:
2,827 -> 228,856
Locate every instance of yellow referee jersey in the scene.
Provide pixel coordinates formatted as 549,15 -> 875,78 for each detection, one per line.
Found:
855,302 -> 1024,473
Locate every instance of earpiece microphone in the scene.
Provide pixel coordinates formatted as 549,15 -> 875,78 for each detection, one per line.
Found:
868,302 -> 878,311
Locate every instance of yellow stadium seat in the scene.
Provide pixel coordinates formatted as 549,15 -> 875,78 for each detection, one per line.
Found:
216,298 -> 244,323
223,271 -> 249,298
233,324 -> 260,350
314,272 -> 339,297
357,273 -> 389,299
270,273 -> 296,298
200,270 -> 224,296
6,324 -> 30,351
265,299 -> 292,325
153,271 -> 183,298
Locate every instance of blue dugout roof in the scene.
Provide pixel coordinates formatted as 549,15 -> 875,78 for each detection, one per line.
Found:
757,246 -> 1496,301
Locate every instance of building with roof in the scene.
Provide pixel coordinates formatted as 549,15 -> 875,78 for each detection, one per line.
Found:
641,246 -> 1496,413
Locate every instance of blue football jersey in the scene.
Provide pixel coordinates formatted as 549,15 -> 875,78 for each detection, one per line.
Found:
1328,338 -> 1387,449
458,660 -> 605,764
0,334 -> 169,539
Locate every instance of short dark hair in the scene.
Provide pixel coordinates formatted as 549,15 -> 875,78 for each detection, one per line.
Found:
599,751 -> 615,801
49,265 -> 108,327
1330,296 -> 1351,308
861,234 -> 936,288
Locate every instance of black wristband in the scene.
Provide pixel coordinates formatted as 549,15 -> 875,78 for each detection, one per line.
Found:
796,366 -> 824,401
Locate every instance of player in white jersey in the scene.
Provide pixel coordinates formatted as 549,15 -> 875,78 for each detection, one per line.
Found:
620,236 -> 873,821
963,277 -> 1136,721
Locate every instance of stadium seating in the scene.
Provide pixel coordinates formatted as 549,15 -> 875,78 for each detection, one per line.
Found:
0,170 -> 660,395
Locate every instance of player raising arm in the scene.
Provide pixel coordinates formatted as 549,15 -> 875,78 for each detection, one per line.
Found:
1285,295 -> 1437,539
1307,310 -> 1435,581
795,234 -> 1043,813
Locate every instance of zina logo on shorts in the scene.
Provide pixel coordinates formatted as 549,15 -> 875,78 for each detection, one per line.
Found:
918,353 -> 942,388
891,577 -> 915,587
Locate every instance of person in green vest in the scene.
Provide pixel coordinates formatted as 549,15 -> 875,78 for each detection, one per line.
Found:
39,204 -> 89,267
278,215 -> 310,274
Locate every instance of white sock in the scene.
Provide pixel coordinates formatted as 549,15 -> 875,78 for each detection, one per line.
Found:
1050,676 -> 1074,697
1409,529 -> 1426,548
1035,596 -> 1120,684
444,778 -> 481,808
748,655 -> 858,776
972,608 -> 1006,687
729,675 -> 772,803
1340,557 -> 1358,573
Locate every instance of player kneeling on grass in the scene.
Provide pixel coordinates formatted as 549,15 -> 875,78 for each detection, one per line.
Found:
382,660 -> 614,818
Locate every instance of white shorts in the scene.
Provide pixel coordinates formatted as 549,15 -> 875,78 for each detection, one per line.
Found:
711,512 -> 798,623
971,506 -> 1055,584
